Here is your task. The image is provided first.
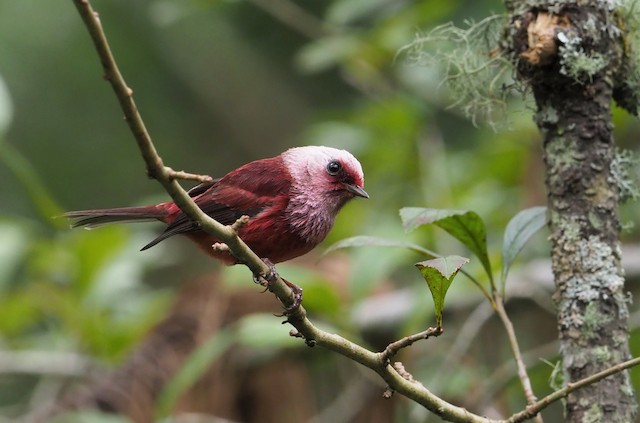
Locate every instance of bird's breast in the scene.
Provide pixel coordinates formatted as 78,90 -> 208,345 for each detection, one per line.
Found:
284,197 -> 336,246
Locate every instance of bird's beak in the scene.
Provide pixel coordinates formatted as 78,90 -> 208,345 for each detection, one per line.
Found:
343,183 -> 369,199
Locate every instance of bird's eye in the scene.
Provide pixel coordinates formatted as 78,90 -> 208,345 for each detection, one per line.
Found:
326,160 -> 342,176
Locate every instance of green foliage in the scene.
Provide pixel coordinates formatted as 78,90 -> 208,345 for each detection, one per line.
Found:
2,0 -> 628,421
0,223 -> 170,358
415,255 -> 468,327
325,235 -> 438,258
332,205 -> 548,312
400,207 -> 493,283
501,206 -> 547,289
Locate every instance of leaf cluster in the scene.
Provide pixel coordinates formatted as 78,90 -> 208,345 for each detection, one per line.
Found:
331,206 -> 547,326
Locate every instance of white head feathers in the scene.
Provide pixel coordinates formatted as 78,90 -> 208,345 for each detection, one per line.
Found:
281,145 -> 366,243
282,146 -> 365,189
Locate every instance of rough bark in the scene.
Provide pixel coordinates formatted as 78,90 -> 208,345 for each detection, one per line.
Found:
506,2 -> 637,422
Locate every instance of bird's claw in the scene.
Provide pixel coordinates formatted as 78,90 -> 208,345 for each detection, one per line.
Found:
252,258 -> 277,287
276,278 -> 303,318
252,259 -> 303,318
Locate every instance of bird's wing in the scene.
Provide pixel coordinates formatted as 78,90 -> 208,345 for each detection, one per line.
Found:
141,157 -> 291,250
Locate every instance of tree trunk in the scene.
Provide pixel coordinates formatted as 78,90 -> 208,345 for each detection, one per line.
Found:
506,2 -> 637,422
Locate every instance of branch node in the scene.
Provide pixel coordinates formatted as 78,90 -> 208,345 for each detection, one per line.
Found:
164,167 -> 214,184
393,362 -> 423,387
211,242 -> 230,253
146,163 -> 166,180
231,215 -> 250,233
289,328 -> 303,338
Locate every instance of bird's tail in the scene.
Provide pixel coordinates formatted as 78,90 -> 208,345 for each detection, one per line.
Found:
64,206 -> 169,229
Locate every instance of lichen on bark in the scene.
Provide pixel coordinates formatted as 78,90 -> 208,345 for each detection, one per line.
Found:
505,1 -> 637,421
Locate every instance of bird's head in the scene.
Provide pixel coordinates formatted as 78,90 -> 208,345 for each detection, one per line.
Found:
283,146 -> 368,208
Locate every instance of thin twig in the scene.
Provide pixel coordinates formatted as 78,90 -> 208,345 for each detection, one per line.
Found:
380,327 -> 443,363
461,268 -> 494,304
494,295 -> 543,423
166,167 -> 213,184
473,341 -> 559,410
231,215 -> 250,232
71,1 -> 640,422
506,355 -> 640,423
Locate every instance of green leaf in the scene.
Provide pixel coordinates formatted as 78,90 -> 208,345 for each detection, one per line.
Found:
400,208 -> 492,281
325,235 -> 437,258
416,256 -> 469,327
501,206 -> 547,286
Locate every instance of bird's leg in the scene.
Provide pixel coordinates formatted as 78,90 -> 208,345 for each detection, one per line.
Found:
279,278 -> 303,317
252,258 -> 276,287
253,259 -> 303,316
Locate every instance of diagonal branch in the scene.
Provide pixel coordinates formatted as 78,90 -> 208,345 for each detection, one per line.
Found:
72,0 -> 277,297
506,355 -> 640,423
71,2 -> 487,421
70,1 -> 640,422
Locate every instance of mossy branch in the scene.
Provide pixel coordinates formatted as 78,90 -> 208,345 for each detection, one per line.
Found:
71,1 -> 640,421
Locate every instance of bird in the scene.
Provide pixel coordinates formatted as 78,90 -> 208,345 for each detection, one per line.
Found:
65,146 -> 368,265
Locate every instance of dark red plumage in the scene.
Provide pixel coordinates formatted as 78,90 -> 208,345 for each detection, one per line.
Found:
65,146 -> 367,264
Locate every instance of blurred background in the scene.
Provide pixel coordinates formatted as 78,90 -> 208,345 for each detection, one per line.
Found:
0,0 -> 639,422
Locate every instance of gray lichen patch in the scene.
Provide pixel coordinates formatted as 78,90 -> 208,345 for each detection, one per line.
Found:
611,149 -> 640,203
553,235 -> 625,332
559,35 -> 608,83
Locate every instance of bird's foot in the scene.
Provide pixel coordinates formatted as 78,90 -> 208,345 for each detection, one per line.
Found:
252,259 -> 303,317
252,258 -> 277,288
277,278 -> 303,318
